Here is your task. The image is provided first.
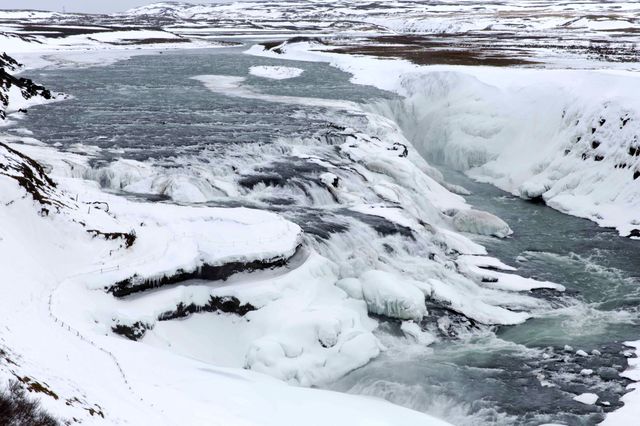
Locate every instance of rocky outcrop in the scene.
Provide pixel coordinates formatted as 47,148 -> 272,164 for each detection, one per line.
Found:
0,53 -> 52,119
0,142 -> 63,213
106,248 -> 299,297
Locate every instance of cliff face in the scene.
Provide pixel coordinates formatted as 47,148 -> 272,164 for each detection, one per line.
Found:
0,52 -> 53,119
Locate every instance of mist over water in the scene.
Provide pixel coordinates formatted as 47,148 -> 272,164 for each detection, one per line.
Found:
12,48 -> 640,426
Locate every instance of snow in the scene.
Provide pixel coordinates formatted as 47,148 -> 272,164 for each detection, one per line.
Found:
359,270 -> 427,321
573,392 -> 599,405
249,65 -> 304,80
601,341 -> 640,425
86,30 -> 181,42
193,74 -> 358,110
450,208 -> 513,238
120,0 -> 640,48
0,29 -> 221,71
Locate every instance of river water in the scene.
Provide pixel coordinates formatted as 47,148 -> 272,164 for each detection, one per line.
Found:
330,168 -> 640,425
11,47 -> 640,426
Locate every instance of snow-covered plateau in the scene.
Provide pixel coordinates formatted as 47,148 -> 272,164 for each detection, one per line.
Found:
0,1 -> 639,425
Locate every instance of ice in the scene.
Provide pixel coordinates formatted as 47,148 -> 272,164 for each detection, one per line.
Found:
249,65 -> 304,80
335,277 -> 364,300
400,321 -> 436,345
573,393 -> 599,405
359,270 -> 427,320
450,208 -> 513,238
0,139 -> 455,424
602,341 -> 640,425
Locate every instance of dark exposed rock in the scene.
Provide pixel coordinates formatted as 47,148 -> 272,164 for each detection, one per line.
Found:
0,142 -> 62,210
421,302 -> 479,338
111,321 -> 151,341
87,230 -> 136,248
0,53 -> 53,120
527,195 -> 546,205
389,142 -> 408,157
238,173 -> 285,189
157,295 -> 255,321
628,229 -> 640,238
591,140 -> 600,149
290,211 -> 349,239
620,116 -> 630,127
238,159 -> 328,190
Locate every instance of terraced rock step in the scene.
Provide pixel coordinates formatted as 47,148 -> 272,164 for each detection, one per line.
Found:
106,247 -> 301,297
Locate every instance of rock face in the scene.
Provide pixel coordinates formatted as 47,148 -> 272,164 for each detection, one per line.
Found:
106,251 -> 297,297
0,142 -> 61,212
0,53 -> 52,119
